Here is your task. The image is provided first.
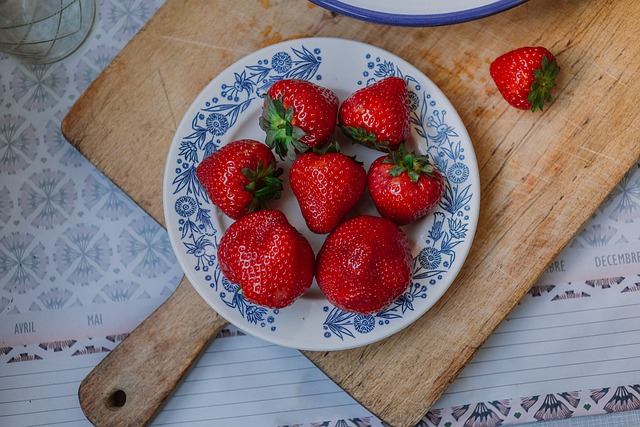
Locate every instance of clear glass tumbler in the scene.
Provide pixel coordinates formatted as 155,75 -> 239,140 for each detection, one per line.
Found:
0,0 -> 96,64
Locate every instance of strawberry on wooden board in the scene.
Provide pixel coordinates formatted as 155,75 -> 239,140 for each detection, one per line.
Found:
289,145 -> 367,234
316,215 -> 413,315
368,144 -> 445,226
217,209 -> 315,309
259,78 -> 339,159
338,76 -> 411,152
489,46 -> 559,112
196,139 -> 283,220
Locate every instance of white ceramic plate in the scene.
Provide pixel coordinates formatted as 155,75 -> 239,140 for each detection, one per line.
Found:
310,0 -> 527,26
164,37 -> 479,351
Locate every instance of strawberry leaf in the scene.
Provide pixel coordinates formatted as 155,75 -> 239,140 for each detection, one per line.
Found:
340,125 -> 393,151
389,165 -> 405,177
529,55 -> 560,112
259,94 -> 308,159
241,161 -> 284,213
386,143 -> 439,183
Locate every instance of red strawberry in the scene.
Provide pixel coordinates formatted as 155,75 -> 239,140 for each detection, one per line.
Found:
290,146 -> 367,234
196,139 -> 283,220
259,79 -> 339,159
316,215 -> 413,315
217,209 -> 315,309
368,144 -> 445,226
489,46 -> 559,112
339,76 -> 411,152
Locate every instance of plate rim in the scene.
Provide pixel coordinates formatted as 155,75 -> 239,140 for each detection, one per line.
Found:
308,0 -> 527,26
163,36 -> 480,351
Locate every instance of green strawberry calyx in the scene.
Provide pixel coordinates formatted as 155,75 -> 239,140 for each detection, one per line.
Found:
310,141 -> 364,166
339,124 -> 393,152
241,160 -> 284,213
311,141 -> 341,155
529,55 -> 560,112
259,94 -> 308,160
383,144 -> 436,183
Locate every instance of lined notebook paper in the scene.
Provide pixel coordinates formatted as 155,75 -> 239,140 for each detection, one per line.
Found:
0,332 -> 378,427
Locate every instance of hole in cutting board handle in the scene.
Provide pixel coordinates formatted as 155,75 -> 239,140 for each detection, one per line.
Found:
106,389 -> 127,409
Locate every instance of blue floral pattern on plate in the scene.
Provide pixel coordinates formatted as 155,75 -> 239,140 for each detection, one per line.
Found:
164,37 -> 480,351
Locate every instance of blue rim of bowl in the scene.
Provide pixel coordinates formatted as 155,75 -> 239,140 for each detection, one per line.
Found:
308,0 -> 528,26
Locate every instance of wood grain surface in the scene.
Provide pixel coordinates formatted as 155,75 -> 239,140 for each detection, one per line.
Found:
61,0 -> 640,426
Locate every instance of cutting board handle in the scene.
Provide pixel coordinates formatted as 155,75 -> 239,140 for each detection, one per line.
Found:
78,277 -> 227,426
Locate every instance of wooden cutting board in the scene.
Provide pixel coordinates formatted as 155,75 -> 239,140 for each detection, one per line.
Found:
61,0 -> 640,426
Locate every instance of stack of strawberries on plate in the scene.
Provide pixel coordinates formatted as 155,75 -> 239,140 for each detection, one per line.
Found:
195,76 -> 446,316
